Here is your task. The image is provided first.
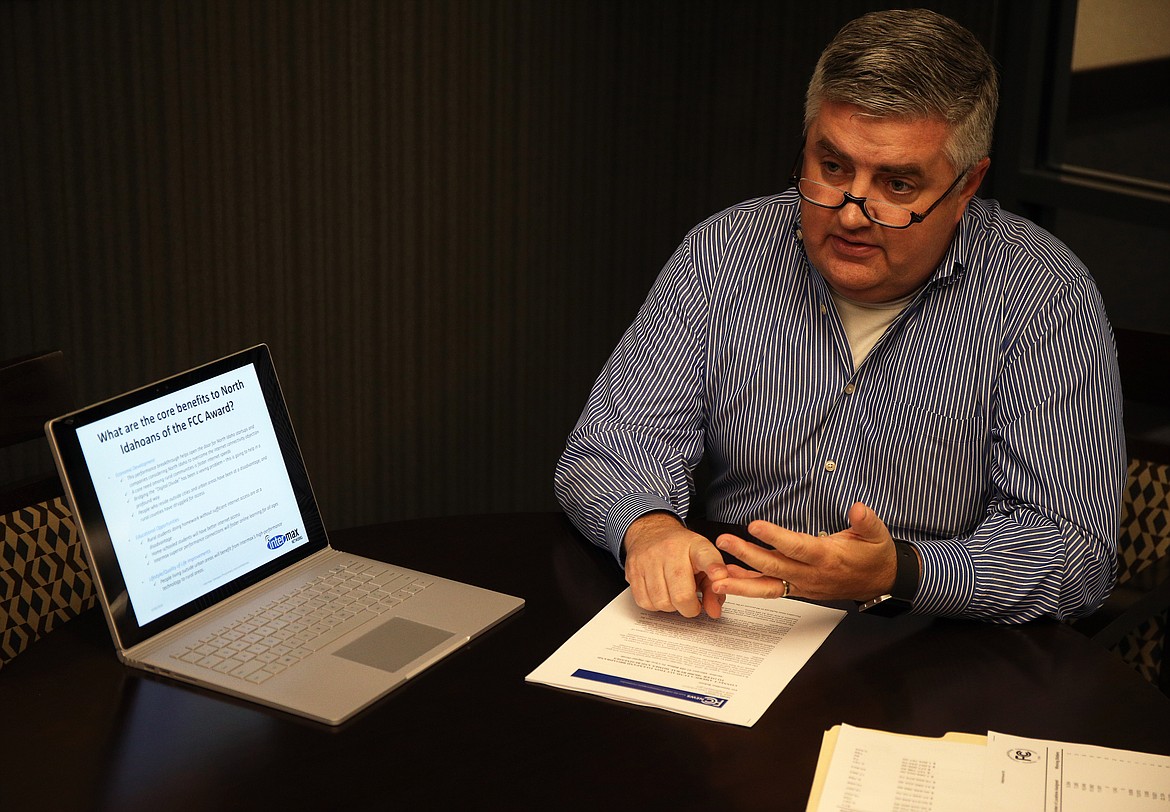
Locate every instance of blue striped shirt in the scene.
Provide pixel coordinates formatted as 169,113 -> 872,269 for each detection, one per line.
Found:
554,191 -> 1125,623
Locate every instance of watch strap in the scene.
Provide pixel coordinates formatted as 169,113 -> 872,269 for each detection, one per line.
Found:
891,540 -> 920,601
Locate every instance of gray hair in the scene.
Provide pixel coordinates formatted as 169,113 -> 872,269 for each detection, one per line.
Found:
804,9 -> 999,173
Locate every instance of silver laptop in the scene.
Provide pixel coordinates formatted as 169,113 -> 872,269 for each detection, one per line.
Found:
45,344 -> 523,725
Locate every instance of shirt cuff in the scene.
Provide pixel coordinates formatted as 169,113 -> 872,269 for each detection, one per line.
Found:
605,494 -> 680,564
908,537 -> 976,616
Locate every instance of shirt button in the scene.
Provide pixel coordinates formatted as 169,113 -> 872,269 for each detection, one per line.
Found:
818,530 -> 829,537
824,460 -> 836,472
819,303 -> 828,315
843,383 -> 855,395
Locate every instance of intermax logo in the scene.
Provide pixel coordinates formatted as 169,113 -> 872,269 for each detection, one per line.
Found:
265,528 -> 301,550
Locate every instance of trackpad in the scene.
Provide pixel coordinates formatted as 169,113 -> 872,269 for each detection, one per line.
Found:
333,617 -> 455,673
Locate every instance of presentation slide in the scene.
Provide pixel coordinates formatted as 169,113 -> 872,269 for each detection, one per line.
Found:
76,363 -> 307,625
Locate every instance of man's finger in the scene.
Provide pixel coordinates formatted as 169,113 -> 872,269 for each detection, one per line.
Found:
690,538 -> 729,582
627,570 -> 655,611
710,573 -> 790,600
847,501 -> 889,544
722,564 -> 765,579
746,520 -> 818,562
716,530 -> 800,572
696,573 -> 726,619
667,575 -> 703,617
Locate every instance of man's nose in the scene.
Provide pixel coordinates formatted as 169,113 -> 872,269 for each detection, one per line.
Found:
837,194 -> 872,228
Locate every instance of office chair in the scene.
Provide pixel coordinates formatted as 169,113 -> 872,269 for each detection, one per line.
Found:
0,350 -> 96,669
1073,329 -> 1170,694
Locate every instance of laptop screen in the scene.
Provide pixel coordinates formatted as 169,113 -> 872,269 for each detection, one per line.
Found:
48,345 -> 328,648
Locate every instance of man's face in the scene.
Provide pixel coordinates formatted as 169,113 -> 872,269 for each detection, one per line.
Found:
798,101 -> 988,303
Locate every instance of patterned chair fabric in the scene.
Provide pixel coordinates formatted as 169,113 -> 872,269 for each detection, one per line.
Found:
0,497 -> 96,668
1113,458 -> 1170,687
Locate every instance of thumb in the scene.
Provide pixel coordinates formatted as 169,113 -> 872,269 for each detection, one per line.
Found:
848,502 -> 890,545
690,538 -> 729,581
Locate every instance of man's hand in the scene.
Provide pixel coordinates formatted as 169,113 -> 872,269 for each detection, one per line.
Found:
710,502 -> 899,601
623,513 -> 729,618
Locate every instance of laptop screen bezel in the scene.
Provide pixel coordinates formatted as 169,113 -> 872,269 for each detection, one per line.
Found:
46,344 -> 329,651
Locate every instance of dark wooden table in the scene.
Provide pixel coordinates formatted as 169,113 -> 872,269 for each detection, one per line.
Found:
3,512 -> 1168,811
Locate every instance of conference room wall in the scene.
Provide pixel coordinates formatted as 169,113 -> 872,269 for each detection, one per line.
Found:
0,1 -> 1000,530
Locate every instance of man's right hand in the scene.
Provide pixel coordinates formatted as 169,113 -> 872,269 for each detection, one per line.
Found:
622,513 -> 729,618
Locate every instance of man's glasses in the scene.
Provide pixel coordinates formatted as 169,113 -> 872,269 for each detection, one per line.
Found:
789,151 -> 967,230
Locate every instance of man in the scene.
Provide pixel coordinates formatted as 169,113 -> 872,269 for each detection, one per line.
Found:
553,9 -> 1124,624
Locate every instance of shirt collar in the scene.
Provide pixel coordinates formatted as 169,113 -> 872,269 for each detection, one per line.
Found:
925,202 -> 975,291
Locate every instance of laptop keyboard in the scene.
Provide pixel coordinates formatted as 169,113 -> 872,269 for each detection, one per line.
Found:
171,560 -> 432,684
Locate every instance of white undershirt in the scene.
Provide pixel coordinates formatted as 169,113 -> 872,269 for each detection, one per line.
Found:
829,287 -> 921,371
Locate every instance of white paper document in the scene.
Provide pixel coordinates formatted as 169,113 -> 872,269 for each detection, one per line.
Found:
525,588 -> 845,727
812,723 -> 987,812
806,724 -> 1170,812
986,730 -> 1170,811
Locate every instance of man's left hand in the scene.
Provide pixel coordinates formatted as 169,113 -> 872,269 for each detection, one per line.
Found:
709,502 -> 898,601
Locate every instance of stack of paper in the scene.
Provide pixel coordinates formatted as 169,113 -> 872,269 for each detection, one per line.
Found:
807,724 -> 1170,811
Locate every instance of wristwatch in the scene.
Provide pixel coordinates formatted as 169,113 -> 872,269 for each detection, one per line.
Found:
859,541 -> 919,616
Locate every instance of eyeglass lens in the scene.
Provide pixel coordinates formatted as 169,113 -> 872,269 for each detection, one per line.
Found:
796,179 -> 914,228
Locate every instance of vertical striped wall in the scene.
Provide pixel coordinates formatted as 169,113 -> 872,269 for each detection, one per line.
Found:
1,0 -> 999,529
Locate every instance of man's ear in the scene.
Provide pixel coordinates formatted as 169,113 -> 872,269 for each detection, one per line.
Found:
961,157 -> 991,201
951,156 -> 991,224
